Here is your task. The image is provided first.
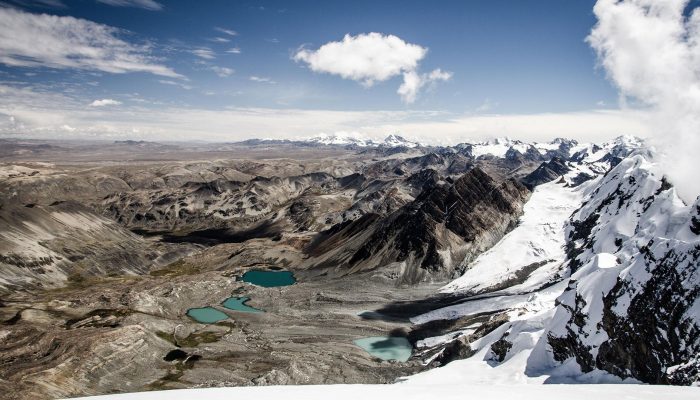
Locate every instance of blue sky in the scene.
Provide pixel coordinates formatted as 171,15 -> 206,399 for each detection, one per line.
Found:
0,0 -> 654,142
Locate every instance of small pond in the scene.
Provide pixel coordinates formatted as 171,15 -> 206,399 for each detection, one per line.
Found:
241,270 -> 296,287
186,307 -> 229,324
221,296 -> 264,313
353,336 -> 413,362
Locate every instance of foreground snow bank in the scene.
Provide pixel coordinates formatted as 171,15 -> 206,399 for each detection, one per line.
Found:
69,383 -> 698,400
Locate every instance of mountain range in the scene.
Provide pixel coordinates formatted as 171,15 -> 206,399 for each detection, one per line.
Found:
0,134 -> 698,399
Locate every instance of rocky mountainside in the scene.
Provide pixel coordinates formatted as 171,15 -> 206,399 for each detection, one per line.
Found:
306,168 -> 530,284
0,136 -> 622,294
544,155 -> 700,384
2,135 -> 698,400
0,201 -> 185,294
403,136 -> 700,386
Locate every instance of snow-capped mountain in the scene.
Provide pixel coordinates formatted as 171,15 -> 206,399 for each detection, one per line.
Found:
407,136 -> 700,385
305,133 -> 381,147
466,137 -> 533,158
3,134 -> 699,398
381,134 -> 420,148
454,137 -> 582,160
303,133 -> 421,148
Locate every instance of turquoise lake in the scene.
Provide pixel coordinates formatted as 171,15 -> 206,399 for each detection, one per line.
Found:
221,296 -> 263,313
241,270 -> 296,287
186,307 -> 229,324
353,336 -> 413,362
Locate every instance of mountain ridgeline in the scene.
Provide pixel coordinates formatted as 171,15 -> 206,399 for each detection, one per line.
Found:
0,134 -> 698,395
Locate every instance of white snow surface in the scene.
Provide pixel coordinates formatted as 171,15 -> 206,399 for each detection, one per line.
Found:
305,133 -> 420,148
469,137 -> 533,158
66,383 -> 698,400
440,175 -> 587,295
406,138 -> 700,386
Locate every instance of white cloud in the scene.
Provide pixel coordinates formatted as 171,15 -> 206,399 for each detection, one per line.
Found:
158,80 -> 192,90
0,85 -> 651,143
96,0 -> 163,10
226,47 -> 242,54
215,27 -> 238,36
89,99 -> 121,107
0,7 -> 181,77
210,66 -> 234,77
191,48 -> 216,59
398,68 -> 452,103
209,37 -> 230,43
249,76 -> 276,84
294,33 -> 424,86
589,0 -> 700,201
293,33 -> 451,103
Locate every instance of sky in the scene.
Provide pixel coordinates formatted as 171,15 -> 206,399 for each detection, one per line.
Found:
0,0 -> 678,143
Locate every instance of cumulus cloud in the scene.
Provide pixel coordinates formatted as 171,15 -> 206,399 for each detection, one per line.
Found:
89,99 -> 121,107
398,68 -> 452,103
0,7 -> 181,77
96,0 -> 163,11
589,0 -> 700,201
293,32 -> 451,103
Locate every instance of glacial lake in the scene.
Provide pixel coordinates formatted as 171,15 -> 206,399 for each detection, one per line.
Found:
241,270 -> 296,287
221,296 -> 263,313
353,336 -> 413,362
186,307 -> 229,324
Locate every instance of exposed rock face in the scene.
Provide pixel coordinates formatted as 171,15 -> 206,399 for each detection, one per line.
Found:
103,172 -> 340,232
0,201 -> 167,294
546,155 -> 700,384
543,138 -> 579,159
308,168 -> 531,284
521,157 -> 570,189
403,137 -> 700,387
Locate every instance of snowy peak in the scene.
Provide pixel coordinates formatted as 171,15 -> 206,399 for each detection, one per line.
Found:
381,134 -> 419,148
302,133 -> 420,148
463,137 -> 533,158
542,151 -> 700,384
456,136 -> 575,159
570,135 -> 646,164
305,133 -> 379,147
409,139 -> 700,385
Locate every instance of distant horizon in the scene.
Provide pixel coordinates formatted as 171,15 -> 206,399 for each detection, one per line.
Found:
0,1 -> 652,144
0,124 -> 651,146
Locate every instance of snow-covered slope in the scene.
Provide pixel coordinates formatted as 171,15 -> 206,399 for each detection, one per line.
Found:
541,154 -> 700,384
305,133 -> 381,147
406,136 -> 700,385
381,134 -> 420,148
303,133 -> 421,148
439,176 -> 584,296
468,137 -> 534,158
453,137 -> 584,160
66,382 -> 698,400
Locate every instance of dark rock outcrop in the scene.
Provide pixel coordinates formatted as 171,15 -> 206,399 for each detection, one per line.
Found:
521,157 -> 570,189
308,168 -> 530,284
